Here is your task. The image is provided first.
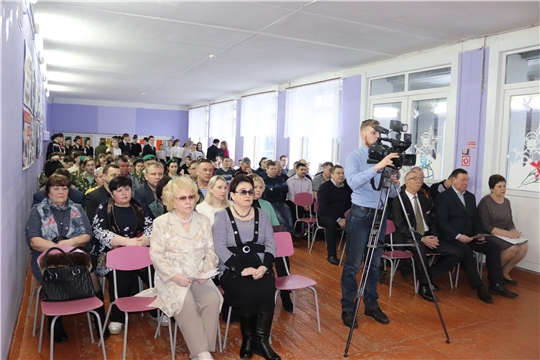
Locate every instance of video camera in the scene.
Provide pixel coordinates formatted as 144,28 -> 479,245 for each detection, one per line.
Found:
367,120 -> 416,169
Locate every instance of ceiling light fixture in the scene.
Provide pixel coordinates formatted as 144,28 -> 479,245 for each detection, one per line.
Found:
209,55 -> 216,59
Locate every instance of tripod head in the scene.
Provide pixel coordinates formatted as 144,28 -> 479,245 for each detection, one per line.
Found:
371,165 -> 400,191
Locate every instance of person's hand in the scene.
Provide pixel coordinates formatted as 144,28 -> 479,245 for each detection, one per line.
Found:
421,235 -> 439,249
252,266 -> 268,280
241,267 -> 256,277
171,274 -> 193,287
374,153 -> 399,171
56,239 -> 71,247
303,205 -> 310,212
136,236 -> 150,246
389,173 -> 400,186
338,218 -> 346,229
507,229 -> 521,239
457,234 -> 473,243
195,271 -> 208,284
125,237 -> 142,246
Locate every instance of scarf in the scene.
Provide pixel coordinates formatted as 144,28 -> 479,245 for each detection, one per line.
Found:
37,197 -> 86,240
106,198 -> 145,237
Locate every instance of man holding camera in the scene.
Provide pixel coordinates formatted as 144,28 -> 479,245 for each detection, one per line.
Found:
341,119 -> 399,328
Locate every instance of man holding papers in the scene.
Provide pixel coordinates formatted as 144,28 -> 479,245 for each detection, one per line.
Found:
434,169 -> 518,303
479,174 -> 529,286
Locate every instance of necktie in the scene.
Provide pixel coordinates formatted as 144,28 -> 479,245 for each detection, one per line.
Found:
413,196 -> 425,235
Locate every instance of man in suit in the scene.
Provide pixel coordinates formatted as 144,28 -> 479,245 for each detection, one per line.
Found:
434,168 -> 517,303
134,162 -> 163,208
85,164 -> 121,221
119,133 -> 131,156
130,135 -> 142,157
141,135 -> 157,157
206,139 -> 220,161
32,167 -> 85,207
392,170 -> 463,302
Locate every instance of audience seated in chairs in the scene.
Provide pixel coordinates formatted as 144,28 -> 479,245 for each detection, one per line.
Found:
85,164 -> 121,221
133,162 -> 164,208
196,175 -> 231,225
286,162 -> 313,233
262,161 -> 295,238
33,162 -> 85,207
312,161 -> 333,201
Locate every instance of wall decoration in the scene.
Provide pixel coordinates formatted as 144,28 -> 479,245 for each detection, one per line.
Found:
23,41 -> 34,110
23,108 -> 35,169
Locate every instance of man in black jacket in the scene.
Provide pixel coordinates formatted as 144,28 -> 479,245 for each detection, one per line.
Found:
141,135 -> 157,157
119,133 -> 132,156
206,139 -> 220,161
130,135 -> 142,157
434,168 -> 517,303
134,162 -> 163,208
392,170 -> 463,302
262,161 -> 295,235
85,164 -> 121,221
317,165 -> 352,265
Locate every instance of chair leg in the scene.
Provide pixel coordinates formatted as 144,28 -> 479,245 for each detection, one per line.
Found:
338,230 -> 345,250
223,306 -> 232,349
89,310 -> 108,360
410,258 -> 417,294
217,315 -> 222,353
292,291 -> 297,314
173,321 -> 178,355
168,320 -> 175,360
122,312 -> 129,360
454,263 -> 460,288
87,313 -> 95,344
339,243 -> 346,266
27,278 -> 36,317
37,312 -> 45,353
98,301 -> 114,348
49,316 -> 59,360
32,286 -> 42,337
388,260 -> 400,297
309,287 -> 322,334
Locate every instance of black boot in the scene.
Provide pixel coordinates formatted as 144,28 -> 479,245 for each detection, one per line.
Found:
239,313 -> 255,359
48,316 -> 68,343
253,312 -> 281,360
93,291 -> 110,340
280,291 -> 293,313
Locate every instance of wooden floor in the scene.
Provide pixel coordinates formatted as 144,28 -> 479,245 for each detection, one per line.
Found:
9,237 -> 540,360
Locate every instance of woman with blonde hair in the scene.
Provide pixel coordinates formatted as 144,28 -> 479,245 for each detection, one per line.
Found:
140,177 -> 222,360
196,175 -> 231,225
106,138 -> 122,156
181,140 -> 194,166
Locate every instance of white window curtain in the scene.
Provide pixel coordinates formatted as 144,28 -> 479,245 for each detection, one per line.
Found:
241,92 -> 278,161
188,106 -> 208,139
209,101 -> 235,139
285,79 -> 341,139
285,79 -> 341,171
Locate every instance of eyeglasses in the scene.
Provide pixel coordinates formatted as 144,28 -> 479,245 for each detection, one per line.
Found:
175,195 -> 196,201
235,189 -> 255,196
406,177 -> 424,182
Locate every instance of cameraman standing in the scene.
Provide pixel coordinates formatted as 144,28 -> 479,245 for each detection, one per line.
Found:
341,119 -> 399,328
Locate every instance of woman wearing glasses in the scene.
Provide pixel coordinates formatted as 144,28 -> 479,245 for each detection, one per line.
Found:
213,174 -> 281,360
145,177 -> 222,360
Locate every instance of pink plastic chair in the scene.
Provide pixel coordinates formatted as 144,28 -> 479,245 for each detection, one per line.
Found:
274,232 -> 321,333
102,246 -> 173,360
381,220 -> 417,297
36,246 -> 107,360
293,193 -> 318,252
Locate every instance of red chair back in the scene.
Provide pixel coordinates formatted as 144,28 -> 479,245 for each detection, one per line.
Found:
106,246 -> 152,271
386,219 -> 396,235
274,232 -> 294,258
293,192 -> 313,207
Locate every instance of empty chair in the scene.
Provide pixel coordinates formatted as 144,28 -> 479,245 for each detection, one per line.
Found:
293,192 -> 318,252
274,232 -> 321,333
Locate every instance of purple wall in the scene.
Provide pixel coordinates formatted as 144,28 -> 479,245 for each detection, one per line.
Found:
454,48 -> 489,196
50,103 -> 188,138
0,3 -> 44,358
339,75 -> 362,165
275,91 -> 289,159
234,100 -> 243,161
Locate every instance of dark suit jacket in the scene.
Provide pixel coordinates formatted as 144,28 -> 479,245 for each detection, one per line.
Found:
32,188 -> 85,208
142,144 -> 156,157
85,186 -> 111,222
434,187 -> 483,241
130,143 -> 142,157
392,189 -> 437,243
119,141 -> 131,155
206,145 -> 219,161
134,183 -> 156,208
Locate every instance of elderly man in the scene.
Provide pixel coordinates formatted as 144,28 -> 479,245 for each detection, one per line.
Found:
196,159 -> 215,198
312,162 -> 333,200
317,165 -> 352,265
434,168 -> 517,303
116,156 -> 141,189
392,170 -> 463,302
134,162 -> 163,209
233,157 -> 253,177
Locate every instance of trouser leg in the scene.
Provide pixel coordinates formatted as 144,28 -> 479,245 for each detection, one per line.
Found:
318,216 -> 339,258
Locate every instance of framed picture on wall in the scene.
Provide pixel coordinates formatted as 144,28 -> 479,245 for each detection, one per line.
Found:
23,41 -> 33,111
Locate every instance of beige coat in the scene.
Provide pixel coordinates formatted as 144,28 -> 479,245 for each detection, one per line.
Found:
138,211 -> 222,317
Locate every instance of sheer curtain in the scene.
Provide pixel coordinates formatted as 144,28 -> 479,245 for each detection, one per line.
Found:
285,79 -> 341,173
209,101 -> 236,160
188,106 -> 208,146
241,92 -> 278,162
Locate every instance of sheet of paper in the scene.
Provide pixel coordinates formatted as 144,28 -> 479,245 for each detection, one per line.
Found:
494,235 -> 528,245
192,268 -> 220,280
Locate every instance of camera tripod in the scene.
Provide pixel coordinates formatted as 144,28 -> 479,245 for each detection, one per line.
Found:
343,169 -> 450,358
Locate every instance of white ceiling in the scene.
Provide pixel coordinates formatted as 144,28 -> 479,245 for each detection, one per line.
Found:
33,1 -> 540,108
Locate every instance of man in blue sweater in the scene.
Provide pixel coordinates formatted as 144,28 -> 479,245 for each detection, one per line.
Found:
317,165 -> 352,265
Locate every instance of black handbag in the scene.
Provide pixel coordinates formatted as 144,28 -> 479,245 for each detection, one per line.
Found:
40,247 -> 95,302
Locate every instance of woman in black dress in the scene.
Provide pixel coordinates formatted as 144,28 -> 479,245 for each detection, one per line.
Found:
212,175 -> 280,360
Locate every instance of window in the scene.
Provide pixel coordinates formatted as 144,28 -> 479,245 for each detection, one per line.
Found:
370,75 -> 405,96
188,106 -> 208,147
505,50 -> 540,84
209,101 -> 236,161
240,92 -> 277,163
409,67 -> 451,91
285,79 -> 341,174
